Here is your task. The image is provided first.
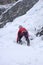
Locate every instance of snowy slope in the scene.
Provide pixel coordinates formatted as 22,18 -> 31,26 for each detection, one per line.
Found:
0,0 -> 43,65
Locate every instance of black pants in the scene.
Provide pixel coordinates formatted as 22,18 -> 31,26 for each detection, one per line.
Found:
18,31 -> 30,45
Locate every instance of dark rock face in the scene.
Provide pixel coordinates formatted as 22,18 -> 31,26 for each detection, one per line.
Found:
0,0 -> 17,4
0,0 -> 39,28
36,27 -> 43,36
0,8 -> 6,15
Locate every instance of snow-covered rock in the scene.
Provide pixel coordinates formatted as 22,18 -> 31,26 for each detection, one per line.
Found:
0,0 -> 38,28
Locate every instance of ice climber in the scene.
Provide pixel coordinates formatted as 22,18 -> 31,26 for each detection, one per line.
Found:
17,25 -> 30,46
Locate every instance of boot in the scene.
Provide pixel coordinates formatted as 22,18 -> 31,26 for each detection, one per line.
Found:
19,40 -> 22,45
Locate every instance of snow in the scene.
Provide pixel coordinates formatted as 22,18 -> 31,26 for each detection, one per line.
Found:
0,0 -> 43,65
0,4 -> 10,9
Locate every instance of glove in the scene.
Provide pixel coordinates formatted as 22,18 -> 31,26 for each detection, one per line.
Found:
17,40 -> 18,43
17,37 -> 18,43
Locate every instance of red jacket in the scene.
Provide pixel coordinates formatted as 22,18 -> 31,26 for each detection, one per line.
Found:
17,27 -> 29,42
